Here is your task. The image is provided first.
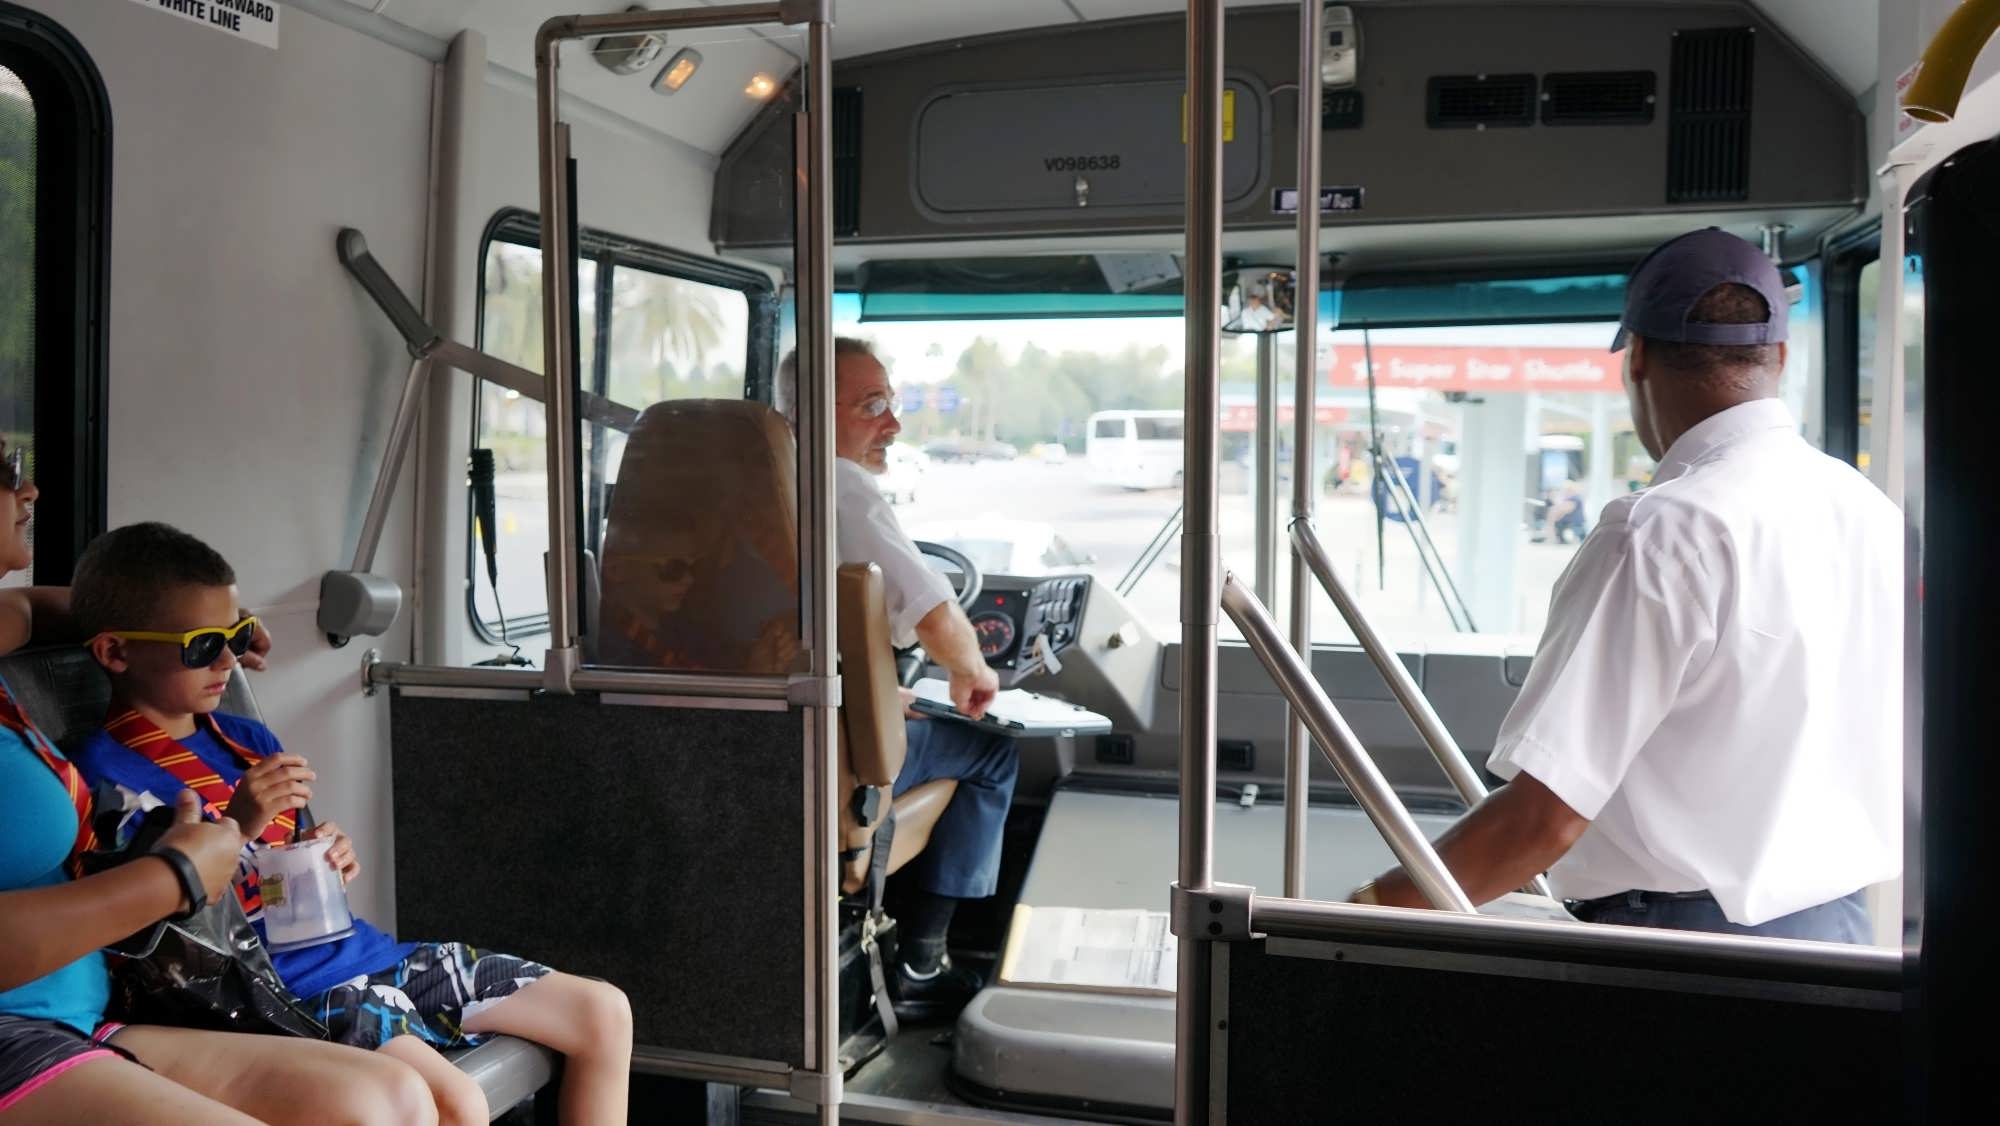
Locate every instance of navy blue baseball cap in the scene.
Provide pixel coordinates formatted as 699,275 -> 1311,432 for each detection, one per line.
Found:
1611,228 -> 1789,352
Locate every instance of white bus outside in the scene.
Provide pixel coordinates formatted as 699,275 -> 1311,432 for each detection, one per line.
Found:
1086,409 -> 1185,490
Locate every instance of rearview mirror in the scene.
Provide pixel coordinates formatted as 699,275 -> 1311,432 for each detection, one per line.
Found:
1222,268 -> 1297,334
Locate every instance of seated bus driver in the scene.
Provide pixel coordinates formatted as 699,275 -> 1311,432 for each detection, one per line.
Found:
0,454 -> 447,1124
1349,230 -> 1901,943
778,340 -> 1021,1020
66,524 -> 635,1126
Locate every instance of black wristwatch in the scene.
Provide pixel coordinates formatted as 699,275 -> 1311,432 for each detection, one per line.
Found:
151,846 -> 206,919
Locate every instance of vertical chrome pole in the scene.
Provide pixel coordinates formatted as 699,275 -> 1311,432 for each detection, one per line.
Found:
801,11 -> 841,1122
1284,0 -> 1323,900
1176,1 -> 1223,1123
534,25 -> 580,693
1254,333 -> 1279,606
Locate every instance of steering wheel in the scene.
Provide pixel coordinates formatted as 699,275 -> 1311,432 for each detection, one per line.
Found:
912,540 -> 984,610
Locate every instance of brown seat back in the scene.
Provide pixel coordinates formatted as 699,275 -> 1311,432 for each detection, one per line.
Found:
837,563 -> 910,893
837,563 -> 908,787
596,399 -> 955,896
597,399 -> 800,674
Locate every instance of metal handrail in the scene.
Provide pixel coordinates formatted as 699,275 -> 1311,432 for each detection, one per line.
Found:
1283,0 -> 1324,901
534,6 -> 841,1120
1291,519 -> 1555,899
1174,3 -> 1226,1120
1221,574 -> 1476,913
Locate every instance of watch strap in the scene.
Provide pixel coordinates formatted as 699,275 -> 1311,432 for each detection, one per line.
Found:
151,846 -> 206,919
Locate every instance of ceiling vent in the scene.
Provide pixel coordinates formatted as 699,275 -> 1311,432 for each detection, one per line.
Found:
1667,27 -> 1754,202
1426,74 -> 1536,129
833,87 -> 862,237
1541,71 -> 1656,125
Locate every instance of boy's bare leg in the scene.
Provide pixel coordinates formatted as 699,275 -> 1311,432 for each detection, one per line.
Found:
460,972 -> 633,1126
106,1024 -> 439,1126
1,1054 -> 264,1126
377,1034 -> 491,1126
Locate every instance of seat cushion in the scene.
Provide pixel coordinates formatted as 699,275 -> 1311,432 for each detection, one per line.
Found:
445,1035 -> 559,1118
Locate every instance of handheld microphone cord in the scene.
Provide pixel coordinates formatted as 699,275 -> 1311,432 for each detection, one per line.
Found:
468,449 -> 530,667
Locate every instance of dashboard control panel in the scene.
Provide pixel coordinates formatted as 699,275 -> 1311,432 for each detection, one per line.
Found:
966,575 -> 1092,686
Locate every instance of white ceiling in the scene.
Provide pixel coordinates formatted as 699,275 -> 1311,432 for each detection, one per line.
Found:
362,0 -> 1878,154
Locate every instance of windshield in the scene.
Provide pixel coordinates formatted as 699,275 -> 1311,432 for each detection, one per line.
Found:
827,288 -> 1816,648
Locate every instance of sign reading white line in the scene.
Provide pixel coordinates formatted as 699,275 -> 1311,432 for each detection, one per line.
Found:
126,0 -> 281,50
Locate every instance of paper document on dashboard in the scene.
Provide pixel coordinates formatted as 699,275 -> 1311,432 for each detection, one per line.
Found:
997,905 -> 1177,996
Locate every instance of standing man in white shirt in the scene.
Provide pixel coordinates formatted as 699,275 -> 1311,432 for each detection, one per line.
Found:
1349,229 -> 1901,943
778,339 -> 1020,1017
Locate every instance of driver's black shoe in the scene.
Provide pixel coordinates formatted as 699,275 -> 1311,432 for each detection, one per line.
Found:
892,954 -> 983,1022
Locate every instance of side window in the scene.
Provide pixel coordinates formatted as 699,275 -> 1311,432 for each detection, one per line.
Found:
1855,257 -> 1881,472
470,214 -> 767,643
0,64 -> 34,587
0,11 -> 110,586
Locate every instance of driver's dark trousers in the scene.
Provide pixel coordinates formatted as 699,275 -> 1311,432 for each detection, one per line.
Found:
892,719 -> 1020,898
1569,889 -> 1872,943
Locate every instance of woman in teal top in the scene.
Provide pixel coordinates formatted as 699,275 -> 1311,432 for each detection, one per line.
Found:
0,450 -> 441,1124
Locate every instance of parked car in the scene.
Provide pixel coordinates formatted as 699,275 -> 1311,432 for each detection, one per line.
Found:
922,437 -> 1019,463
876,443 -> 929,505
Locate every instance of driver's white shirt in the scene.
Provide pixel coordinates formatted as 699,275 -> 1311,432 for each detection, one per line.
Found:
1486,399 -> 1903,925
835,456 -> 956,649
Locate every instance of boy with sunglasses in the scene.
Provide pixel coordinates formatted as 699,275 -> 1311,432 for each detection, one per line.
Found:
67,523 -> 633,1126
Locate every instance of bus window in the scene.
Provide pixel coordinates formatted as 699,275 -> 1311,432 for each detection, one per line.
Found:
0,64 -> 32,587
1856,257 -> 1881,472
470,218 -> 762,644
1305,321 -> 1645,644
832,314 -> 1193,636
0,30 -> 107,589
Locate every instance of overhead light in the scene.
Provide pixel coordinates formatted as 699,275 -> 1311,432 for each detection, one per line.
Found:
745,73 -> 778,100
652,47 -> 702,94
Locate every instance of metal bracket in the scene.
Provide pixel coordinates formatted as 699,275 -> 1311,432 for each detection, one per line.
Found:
787,1066 -> 842,1106
360,649 -> 382,697
786,673 -> 843,708
778,0 -> 833,27
1171,881 -> 1257,942
542,647 -> 580,695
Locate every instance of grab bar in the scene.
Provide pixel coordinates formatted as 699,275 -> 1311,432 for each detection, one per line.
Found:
325,228 -> 640,646
1291,519 -> 1555,900
1220,572 -> 1475,913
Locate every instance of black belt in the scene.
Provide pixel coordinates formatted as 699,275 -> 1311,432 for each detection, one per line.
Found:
1568,889 -> 1714,916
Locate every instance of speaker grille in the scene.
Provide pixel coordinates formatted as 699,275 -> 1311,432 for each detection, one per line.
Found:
1541,70 -> 1656,125
1427,74 -> 1536,128
832,86 -> 862,237
1667,28 -> 1754,202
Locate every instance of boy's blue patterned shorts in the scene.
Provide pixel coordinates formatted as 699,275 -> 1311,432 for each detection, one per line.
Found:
306,941 -> 550,1050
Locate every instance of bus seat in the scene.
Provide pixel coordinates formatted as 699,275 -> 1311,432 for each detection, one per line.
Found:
597,399 -> 800,674
835,562 -> 957,894
596,399 -> 959,896
0,645 -> 556,1122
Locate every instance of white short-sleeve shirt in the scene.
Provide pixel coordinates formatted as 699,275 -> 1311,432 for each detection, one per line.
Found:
1486,399 -> 1903,925
834,457 -> 957,649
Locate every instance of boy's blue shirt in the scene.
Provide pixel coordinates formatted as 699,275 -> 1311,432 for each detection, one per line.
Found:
70,712 -> 416,999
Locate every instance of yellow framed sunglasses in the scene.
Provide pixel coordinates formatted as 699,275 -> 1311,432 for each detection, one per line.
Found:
104,616 -> 260,669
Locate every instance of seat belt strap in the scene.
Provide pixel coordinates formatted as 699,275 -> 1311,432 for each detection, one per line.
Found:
863,812 -> 899,1040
